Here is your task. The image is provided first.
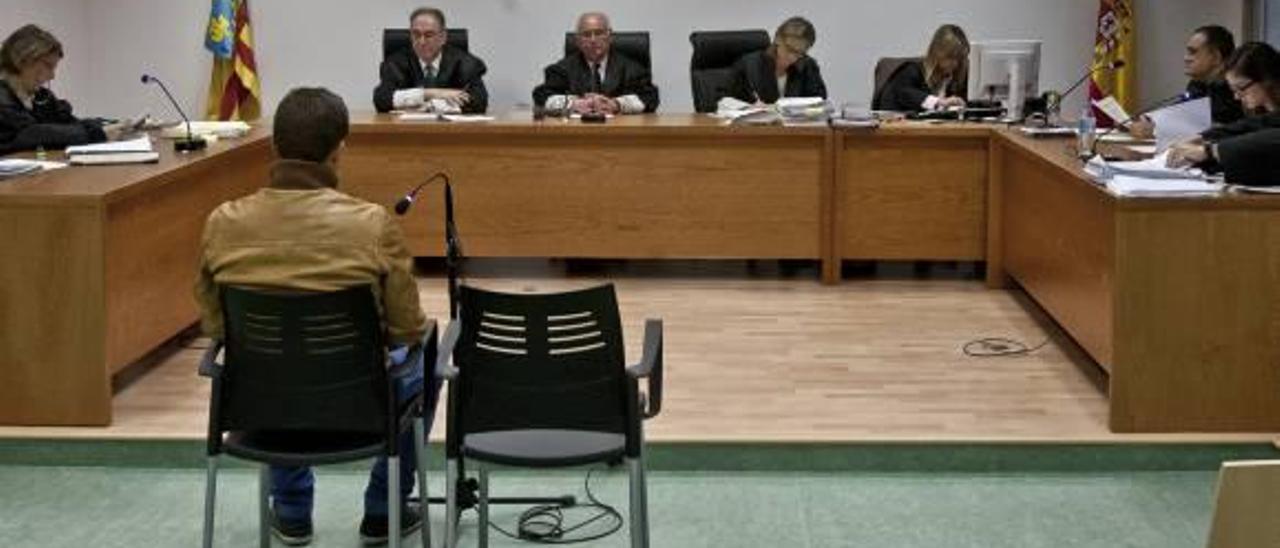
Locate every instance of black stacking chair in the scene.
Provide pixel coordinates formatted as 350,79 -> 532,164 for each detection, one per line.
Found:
688,30 -> 770,112
564,31 -> 652,70
436,284 -> 663,548
199,285 -> 435,548
383,28 -> 471,59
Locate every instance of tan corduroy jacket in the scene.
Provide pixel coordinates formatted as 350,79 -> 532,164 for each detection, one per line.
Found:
194,159 -> 427,345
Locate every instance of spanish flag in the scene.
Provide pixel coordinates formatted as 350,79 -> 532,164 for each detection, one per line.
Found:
1088,0 -> 1136,126
204,0 -> 261,121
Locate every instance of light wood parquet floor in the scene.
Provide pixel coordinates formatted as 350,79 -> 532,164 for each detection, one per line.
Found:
1,260 -> 1271,443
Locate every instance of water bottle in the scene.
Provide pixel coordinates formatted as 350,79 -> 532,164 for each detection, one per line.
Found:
1077,107 -> 1097,158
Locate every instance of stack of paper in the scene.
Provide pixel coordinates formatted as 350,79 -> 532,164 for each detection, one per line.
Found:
160,121 -> 250,139
0,158 -> 69,179
711,97 -> 779,125
1106,175 -> 1220,196
66,136 -> 159,165
1085,150 -> 1220,196
776,97 -> 829,124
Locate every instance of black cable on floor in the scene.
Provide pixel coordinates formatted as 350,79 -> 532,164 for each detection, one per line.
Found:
487,467 -> 624,544
962,337 -> 1049,357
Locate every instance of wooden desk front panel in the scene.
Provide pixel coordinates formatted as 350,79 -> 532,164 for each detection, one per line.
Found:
837,132 -> 987,260
0,202 -> 108,425
342,129 -> 825,259
997,137 -> 1116,370
1111,208 -> 1280,432
104,140 -> 272,372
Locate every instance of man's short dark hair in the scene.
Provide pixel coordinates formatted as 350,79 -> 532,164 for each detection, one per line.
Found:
1194,25 -> 1235,61
410,7 -> 446,29
273,87 -> 348,163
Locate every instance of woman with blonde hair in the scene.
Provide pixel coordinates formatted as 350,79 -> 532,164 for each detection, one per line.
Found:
873,24 -> 970,112
728,16 -> 828,104
0,24 -> 124,154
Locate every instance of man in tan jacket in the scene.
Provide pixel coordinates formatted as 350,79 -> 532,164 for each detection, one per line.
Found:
195,87 -> 432,546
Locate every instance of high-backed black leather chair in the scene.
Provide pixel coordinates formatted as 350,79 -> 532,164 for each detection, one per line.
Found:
382,28 -> 470,59
563,31 -> 651,70
688,30 -> 770,113
871,56 -> 922,110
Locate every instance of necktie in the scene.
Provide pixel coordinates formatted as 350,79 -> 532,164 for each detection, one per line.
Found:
590,64 -> 603,93
423,65 -> 436,88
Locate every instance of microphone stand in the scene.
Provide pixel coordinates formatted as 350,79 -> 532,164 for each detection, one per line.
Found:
140,74 -> 207,153
395,173 -> 576,513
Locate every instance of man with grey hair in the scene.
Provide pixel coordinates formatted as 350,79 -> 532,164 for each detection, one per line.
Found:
374,6 -> 489,113
532,11 -> 659,114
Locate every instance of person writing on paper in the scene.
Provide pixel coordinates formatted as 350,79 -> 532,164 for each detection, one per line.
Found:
1167,42 -> 1280,186
873,24 -> 969,112
1129,25 -> 1244,138
373,7 -> 489,114
532,12 -> 659,115
727,17 -> 827,105
0,25 -> 128,155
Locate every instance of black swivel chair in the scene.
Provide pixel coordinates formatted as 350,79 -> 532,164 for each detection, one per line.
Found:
436,284 -> 663,548
688,30 -> 770,113
383,27 -> 471,59
563,31 -> 651,70
199,285 -> 436,548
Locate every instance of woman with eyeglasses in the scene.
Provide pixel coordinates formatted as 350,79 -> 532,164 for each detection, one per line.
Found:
1,25 -> 126,155
728,17 -> 827,105
1167,42 -> 1280,185
873,24 -> 970,112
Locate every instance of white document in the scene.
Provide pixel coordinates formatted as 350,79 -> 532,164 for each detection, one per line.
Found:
160,121 -> 250,139
65,135 -> 153,155
0,158 -> 66,178
68,151 -> 160,165
1106,174 -> 1220,196
1092,95 -> 1131,125
1086,150 -> 1204,181
1148,97 -> 1212,151
439,114 -> 495,123
398,112 -> 442,122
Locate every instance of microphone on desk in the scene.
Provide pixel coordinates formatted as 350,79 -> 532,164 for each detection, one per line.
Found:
140,74 -> 207,153
1031,59 -> 1125,122
1083,90 -> 1194,159
394,171 -> 451,215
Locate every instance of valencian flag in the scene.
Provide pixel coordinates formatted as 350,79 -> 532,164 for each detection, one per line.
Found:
1088,0 -> 1136,126
205,0 -> 261,121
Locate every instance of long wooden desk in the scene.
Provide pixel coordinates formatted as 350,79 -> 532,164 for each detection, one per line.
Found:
0,131 -> 272,425
2,115 -> 1276,433
341,113 -> 832,264
989,129 -> 1280,432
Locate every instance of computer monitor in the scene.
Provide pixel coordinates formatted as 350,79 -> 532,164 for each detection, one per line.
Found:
967,40 -> 1041,120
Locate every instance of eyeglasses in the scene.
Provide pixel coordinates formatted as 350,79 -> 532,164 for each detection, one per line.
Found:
1229,79 -> 1256,96
410,30 -> 441,42
577,28 -> 611,40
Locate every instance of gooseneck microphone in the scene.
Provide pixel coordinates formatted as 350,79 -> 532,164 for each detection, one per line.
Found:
394,171 -> 450,215
1058,59 -> 1126,104
140,74 -> 207,153
1084,90 -> 1194,159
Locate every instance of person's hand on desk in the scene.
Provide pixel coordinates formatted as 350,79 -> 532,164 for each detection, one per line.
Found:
101,120 -> 133,141
1126,116 -> 1155,139
584,93 -> 620,115
937,96 -> 966,110
1166,138 -> 1209,168
424,88 -> 470,107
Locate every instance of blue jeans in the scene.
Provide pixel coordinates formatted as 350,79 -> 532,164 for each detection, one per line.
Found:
270,341 -> 442,522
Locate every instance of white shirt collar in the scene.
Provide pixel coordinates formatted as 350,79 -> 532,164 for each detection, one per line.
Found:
418,53 -> 442,77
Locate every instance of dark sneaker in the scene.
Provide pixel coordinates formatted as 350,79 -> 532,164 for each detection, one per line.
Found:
271,511 -> 314,546
359,506 -> 424,545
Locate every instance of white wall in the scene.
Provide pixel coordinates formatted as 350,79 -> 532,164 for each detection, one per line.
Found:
2,0 -> 89,111
23,0 -> 1244,120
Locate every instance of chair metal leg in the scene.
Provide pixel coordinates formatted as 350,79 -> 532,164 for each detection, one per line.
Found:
413,417 -> 432,548
390,456 -> 401,548
629,456 -> 650,548
202,457 -> 218,548
478,464 -> 489,548
445,459 -> 459,548
258,465 -> 271,548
